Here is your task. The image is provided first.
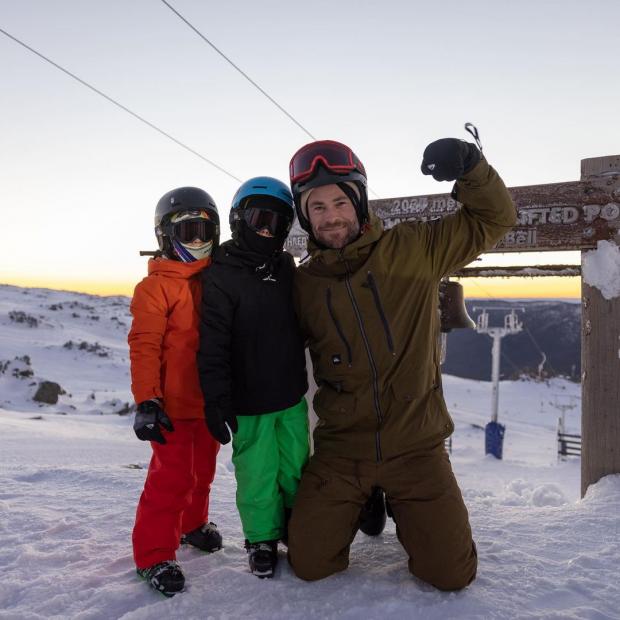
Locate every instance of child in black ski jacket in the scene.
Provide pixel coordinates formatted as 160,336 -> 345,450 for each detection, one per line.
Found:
197,176 -> 308,578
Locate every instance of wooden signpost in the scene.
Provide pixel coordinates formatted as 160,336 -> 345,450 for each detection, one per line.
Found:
285,175 -> 620,256
285,155 -> 620,496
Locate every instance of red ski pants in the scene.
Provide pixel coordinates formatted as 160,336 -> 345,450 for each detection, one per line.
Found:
132,419 -> 219,569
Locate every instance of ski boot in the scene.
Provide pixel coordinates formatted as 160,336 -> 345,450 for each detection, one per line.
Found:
181,522 -> 222,552
137,560 -> 185,597
245,540 -> 278,578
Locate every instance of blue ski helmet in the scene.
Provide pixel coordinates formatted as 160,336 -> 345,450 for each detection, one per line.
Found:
229,176 -> 295,236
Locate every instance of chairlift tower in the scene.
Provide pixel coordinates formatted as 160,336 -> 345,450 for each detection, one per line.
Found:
551,394 -> 578,436
474,307 -> 523,423
473,307 -> 523,458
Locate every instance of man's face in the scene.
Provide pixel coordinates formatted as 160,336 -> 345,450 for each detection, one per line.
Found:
306,184 -> 360,249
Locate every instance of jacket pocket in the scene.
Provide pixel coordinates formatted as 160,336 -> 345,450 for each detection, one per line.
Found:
326,287 -> 353,366
366,271 -> 395,354
313,385 -> 357,416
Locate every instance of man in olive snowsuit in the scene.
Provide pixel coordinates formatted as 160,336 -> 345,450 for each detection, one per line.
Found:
287,137 -> 516,589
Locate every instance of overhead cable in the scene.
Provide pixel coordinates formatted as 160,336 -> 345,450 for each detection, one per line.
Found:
161,0 -> 317,142
161,0 -> 379,198
0,27 -> 242,183
161,1 -> 381,198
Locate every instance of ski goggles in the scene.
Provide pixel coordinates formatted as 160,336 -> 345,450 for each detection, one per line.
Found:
171,218 -> 218,244
289,140 -> 366,184
241,207 -> 292,237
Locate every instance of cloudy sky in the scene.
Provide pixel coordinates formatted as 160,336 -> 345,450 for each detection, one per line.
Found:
1,0 -> 618,297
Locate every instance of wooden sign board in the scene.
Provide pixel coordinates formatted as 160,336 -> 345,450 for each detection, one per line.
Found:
285,179 -> 620,256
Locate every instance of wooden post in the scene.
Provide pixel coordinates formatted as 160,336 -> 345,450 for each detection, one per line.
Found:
580,155 -> 620,497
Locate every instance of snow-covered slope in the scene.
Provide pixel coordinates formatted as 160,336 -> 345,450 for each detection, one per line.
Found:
1,284 -> 618,620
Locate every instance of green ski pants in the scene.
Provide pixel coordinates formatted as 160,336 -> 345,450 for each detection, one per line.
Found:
232,398 -> 309,543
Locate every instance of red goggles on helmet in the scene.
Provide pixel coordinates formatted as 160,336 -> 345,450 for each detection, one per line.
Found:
289,140 -> 366,185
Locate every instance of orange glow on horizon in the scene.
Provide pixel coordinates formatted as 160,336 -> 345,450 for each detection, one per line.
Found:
458,276 -> 580,299
1,275 -> 136,297
1,275 -> 581,300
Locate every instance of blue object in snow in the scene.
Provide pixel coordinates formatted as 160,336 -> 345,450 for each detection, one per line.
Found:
485,421 -> 506,459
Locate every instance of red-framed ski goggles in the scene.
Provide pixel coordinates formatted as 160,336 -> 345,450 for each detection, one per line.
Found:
289,140 -> 366,185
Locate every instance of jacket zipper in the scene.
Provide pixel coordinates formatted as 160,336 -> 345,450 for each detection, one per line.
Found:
326,287 -> 353,367
366,271 -> 395,354
342,258 -> 383,462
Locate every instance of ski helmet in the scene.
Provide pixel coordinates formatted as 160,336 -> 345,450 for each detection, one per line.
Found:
229,176 -> 295,239
154,187 -> 220,262
289,140 -> 368,235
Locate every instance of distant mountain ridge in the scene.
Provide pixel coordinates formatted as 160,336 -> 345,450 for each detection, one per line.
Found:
443,299 -> 581,381
0,285 -> 581,388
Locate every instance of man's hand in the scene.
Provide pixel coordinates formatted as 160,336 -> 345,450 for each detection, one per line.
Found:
133,399 -> 174,445
421,139 -> 481,182
204,402 -> 238,444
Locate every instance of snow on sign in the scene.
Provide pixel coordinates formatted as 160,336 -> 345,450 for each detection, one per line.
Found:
284,180 -> 620,256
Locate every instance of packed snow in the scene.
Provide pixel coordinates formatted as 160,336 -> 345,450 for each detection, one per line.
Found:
582,240 -> 620,300
1,284 -> 619,620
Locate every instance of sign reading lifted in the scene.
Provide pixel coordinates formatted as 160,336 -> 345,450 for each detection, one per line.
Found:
284,179 -> 620,256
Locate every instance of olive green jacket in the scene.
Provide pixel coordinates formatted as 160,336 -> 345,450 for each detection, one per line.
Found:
294,158 -> 516,461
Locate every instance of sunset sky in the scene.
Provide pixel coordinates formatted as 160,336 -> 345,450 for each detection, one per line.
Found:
1,1 -> 618,299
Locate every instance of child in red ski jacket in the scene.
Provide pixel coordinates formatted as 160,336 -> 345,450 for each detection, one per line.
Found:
128,186 -> 221,597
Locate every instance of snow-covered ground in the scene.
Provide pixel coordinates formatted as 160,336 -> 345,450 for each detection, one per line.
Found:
1,284 -> 618,620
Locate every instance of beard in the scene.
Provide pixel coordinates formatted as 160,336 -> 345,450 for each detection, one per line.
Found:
313,218 -> 361,249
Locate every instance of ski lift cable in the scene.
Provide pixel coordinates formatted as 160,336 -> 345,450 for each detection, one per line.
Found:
523,325 -> 556,372
468,279 -> 533,377
463,263 -> 561,379
0,27 -> 243,184
523,325 -> 546,356
159,0 -> 382,199
160,0 -> 317,142
499,350 -> 522,374
466,278 -> 498,300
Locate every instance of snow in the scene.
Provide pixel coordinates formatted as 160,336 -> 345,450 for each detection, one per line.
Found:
582,240 -> 620,300
1,284 -> 619,620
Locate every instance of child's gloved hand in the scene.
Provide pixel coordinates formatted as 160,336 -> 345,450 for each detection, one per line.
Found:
204,402 -> 238,444
134,399 -> 174,445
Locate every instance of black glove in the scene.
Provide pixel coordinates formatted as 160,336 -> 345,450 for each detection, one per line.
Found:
204,401 -> 238,445
134,399 -> 174,445
421,139 -> 481,182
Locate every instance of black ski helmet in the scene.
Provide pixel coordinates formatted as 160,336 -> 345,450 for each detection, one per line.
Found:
154,187 -> 220,260
289,140 -> 368,235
